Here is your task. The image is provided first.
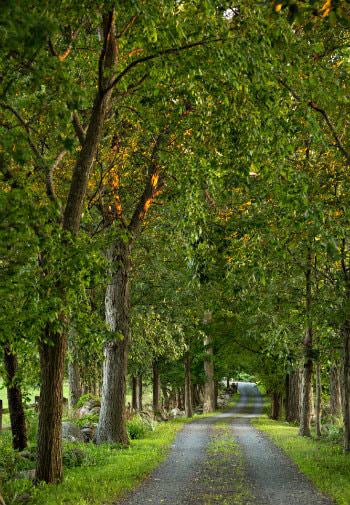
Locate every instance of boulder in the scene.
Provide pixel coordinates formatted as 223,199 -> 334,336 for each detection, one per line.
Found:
62,421 -> 84,442
81,426 -> 95,442
169,407 -> 185,418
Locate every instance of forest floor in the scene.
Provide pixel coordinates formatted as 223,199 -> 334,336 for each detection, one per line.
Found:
117,382 -> 335,505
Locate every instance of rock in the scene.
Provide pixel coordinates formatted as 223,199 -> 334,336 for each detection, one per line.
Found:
81,426 -> 95,442
62,421 -> 84,442
76,406 -> 90,417
169,408 -> 185,418
17,469 -> 36,481
89,406 -> 100,415
19,450 -> 35,461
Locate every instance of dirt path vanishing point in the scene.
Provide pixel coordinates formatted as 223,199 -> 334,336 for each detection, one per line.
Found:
117,382 -> 335,505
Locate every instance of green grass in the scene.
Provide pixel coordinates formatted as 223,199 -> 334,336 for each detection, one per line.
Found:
253,417 -> 350,505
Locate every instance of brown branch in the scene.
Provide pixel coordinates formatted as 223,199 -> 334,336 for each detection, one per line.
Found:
128,128 -> 170,236
277,79 -> 350,165
48,28 -> 79,62
46,150 -> 66,205
104,36 -> 223,94
72,111 -> 86,145
0,101 -> 42,159
116,15 -> 138,38
98,11 -> 117,94
308,101 -> 350,165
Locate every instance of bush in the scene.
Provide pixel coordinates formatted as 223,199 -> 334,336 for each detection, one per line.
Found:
126,415 -> 156,440
63,446 -> 87,468
76,393 -> 99,409
74,413 -> 99,428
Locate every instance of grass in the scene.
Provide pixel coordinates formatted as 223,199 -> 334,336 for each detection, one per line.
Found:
253,417 -> 350,505
200,417 -> 254,505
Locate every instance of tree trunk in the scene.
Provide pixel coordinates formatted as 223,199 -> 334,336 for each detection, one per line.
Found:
287,369 -> 301,422
184,353 -> 193,418
152,361 -> 161,412
36,328 -> 67,482
95,240 -> 130,445
203,333 -> 215,413
270,391 -> 281,420
330,364 -> 342,417
315,361 -> 322,438
35,13 -> 118,483
299,248 -> 313,437
131,376 -> 137,411
3,345 -> 27,451
68,333 -> 81,409
343,322 -> 350,452
137,375 -> 143,411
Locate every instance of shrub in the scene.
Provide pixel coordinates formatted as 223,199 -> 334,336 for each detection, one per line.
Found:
76,393 -> 99,409
126,415 -> 156,440
63,446 -> 87,468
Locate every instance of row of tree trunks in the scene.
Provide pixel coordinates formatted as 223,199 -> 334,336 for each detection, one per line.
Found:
203,334 -> 215,413
152,361 -> 161,412
299,247 -> 313,437
343,322 -> 350,452
315,361 -> 322,438
3,344 -> 27,451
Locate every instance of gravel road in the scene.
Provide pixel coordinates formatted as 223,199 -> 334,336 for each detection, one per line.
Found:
117,382 -> 334,505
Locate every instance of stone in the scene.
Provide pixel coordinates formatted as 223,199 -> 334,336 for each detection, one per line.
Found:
17,469 -> 36,481
81,426 -> 95,442
62,421 -> 84,442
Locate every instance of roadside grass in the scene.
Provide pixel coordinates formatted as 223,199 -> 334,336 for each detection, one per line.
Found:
253,417 -> 350,505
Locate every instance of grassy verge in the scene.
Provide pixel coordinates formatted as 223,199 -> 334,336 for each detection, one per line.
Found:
2,419 -> 186,505
253,417 -> 350,505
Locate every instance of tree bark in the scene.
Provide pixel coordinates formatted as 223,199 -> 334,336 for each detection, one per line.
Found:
287,369 -> 302,422
36,327 -> 67,482
95,240 -> 130,445
184,353 -> 193,418
315,361 -> 322,438
299,248 -> 313,437
203,333 -> 215,413
270,391 -> 281,420
152,361 -> 161,412
3,345 -> 27,451
330,364 -> 342,417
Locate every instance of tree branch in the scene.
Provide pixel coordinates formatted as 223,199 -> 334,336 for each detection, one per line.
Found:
72,111 -> 86,145
46,150 -> 66,205
277,79 -> 350,165
116,15 -> 138,38
48,28 -> 80,62
104,36 -> 223,94
308,101 -> 350,165
128,128 -> 170,236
